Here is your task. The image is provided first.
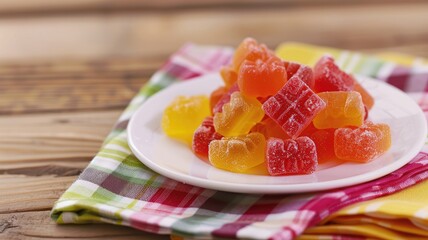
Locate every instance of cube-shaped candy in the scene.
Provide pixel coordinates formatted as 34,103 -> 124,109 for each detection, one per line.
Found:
220,66 -> 238,88
192,117 -> 223,159
238,57 -> 287,98
266,137 -> 318,176
283,61 -> 314,89
313,91 -> 365,129
209,133 -> 266,173
309,129 -> 337,163
212,83 -> 239,114
313,56 -> 354,92
335,122 -> 391,162
214,92 -> 264,137
162,95 -> 210,145
262,76 -> 326,139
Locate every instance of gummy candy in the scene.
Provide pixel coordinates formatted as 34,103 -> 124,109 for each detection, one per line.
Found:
238,57 -> 287,98
354,81 -> 374,110
214,92 -> 264,137
210,86 -> 227,113
162,95 -> 210,145
266,137 -> 317,176
283,61 -> 314,89
209,133 -> 266,173
212,83 -> 239,114
220,66 -> 238,88
232,38 -> 272,71
250,117 -> 289,140
262,76 -> 326,138
245,163 -> 269,175
309,129 -> 336,163
313,56 -> 354,92
192,117 -> 222,159
334,122 -> 391,162
300,122 -> 317,137
313,91 -> 364,129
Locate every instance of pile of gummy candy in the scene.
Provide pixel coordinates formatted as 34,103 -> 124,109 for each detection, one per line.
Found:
162,38 -> 391,176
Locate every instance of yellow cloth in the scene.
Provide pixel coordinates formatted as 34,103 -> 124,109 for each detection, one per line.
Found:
276,43 -> 428,240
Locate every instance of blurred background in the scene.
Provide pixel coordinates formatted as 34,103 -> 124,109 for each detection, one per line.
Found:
0,0 -> 427,63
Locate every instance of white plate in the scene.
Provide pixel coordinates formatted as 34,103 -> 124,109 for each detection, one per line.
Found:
128,73 -> 426,194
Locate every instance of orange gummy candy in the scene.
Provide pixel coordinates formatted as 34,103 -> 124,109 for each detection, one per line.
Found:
214,92 -> 264,137
220,66 -> 238,88
354,81 -> 374,110
250,117 -> 289,140
208,132 -> 266,173
238,57 -> 287,98
313,91 -> 365,129
232,38 -> 272,72
334,122 -> 391,162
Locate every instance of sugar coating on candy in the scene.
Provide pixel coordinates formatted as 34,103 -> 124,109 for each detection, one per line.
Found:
334,122 -> 391,162
262,76 -> 326,139
266,137 -> 317,176
313,56 -> 354,92
232,38 -> 273,71
309,129 -> 336,163
162,95 -> 210,145
238,57 -> 287,98
283,61 -> 314,89
192,117 -> 223,159
220,66 -> 238,88
354,81 -> 374,110
214,92 -> 264,137
313,91 -> 365,129
209,133 -> 266,173
213,83 -> 239,114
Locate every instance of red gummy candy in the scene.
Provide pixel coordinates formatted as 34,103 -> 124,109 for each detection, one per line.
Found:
209,86 -> 227,113
192,117 -> 222,159
266,137 -> 318,176
283,61 -> 314,89
309,129 -> 336,163
212,83 -> 239,113
313,56 -> 354,92
262,76 -> 326,138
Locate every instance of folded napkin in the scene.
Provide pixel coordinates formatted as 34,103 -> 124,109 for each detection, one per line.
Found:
51,43 -> 428,240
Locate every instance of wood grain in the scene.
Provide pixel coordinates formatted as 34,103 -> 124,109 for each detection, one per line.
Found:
1,1 -> 427,239
0,211 -> 167,240
0,2 -> 427,63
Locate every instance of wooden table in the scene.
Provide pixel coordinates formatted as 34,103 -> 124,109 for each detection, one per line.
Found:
1,1 -> 428,239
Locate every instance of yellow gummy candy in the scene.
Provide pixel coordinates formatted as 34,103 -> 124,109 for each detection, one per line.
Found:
313,91 -> 364,129
208,132 -> 266,173
162,95 -> 210,145
213,92 -> 264,137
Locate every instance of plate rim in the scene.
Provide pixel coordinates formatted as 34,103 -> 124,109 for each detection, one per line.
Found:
127,73 -> 427,194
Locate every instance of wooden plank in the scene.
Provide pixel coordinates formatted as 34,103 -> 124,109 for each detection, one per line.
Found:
0,73 -> 147,115
0,2 -> 426,63
0,110 -> 121,170
0,211 -> 167,239
0,0 -> 423,15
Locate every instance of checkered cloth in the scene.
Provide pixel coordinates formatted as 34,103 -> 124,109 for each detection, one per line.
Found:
51,43 -> 428,239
